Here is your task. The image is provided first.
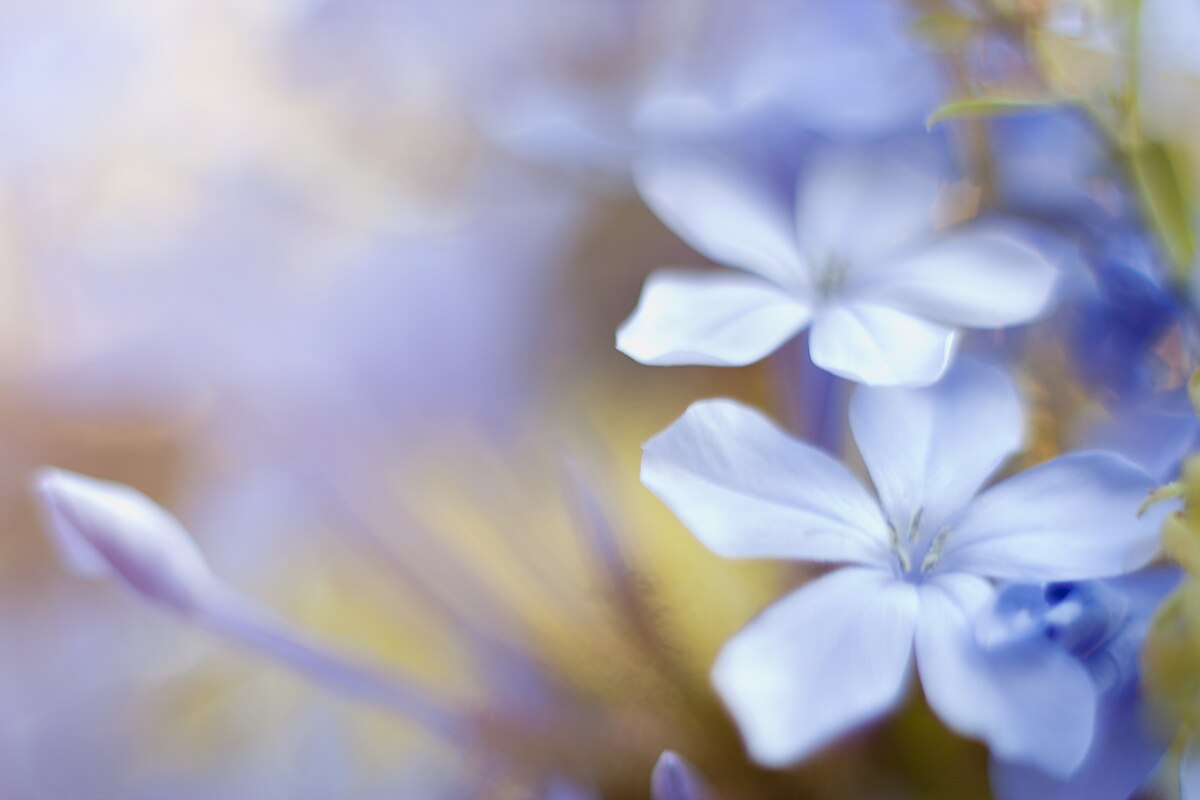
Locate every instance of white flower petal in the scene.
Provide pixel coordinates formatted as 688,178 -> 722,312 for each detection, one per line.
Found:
853,227 -> 1058,328
642,399 -> 892,566
916,573 -> 1097,778
938,453 -> 1162,581
616,268 -> 811,366
713,567 -> 918,766
809,302 -> 958,386
634,155 -> 807,290
794,153 -> 941,267
849,360 -> 1024,534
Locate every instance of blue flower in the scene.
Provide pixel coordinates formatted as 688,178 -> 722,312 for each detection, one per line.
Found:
1066,230 -> 1184,399
618,153 -> 1058,385
641,361 -> 1162,770
985,570 -> 1178,800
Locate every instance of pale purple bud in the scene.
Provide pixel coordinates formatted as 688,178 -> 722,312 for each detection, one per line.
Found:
651,751 -> 713,800
32,467 -> 220,614
31,467 -> 470,743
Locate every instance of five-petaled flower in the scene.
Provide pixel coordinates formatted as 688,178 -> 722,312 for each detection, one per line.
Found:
641,361 -> 1162,773
618,153 -> 1059,386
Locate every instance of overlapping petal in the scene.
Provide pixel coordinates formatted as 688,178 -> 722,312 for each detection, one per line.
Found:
793,153 -> 941,268
808,302 -> 957,386
616,269 -> 812,366
634,155 -> 807,291
937,452 -> 1161,581
916,573 -> 1096,777
642,398 -> 892,566
852,227 -> 1058,327
849,360 -> 1024,533
713,567 -> 918,766
989,684 -> 1165,800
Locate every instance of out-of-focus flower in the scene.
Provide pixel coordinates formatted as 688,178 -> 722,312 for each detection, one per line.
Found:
985,570 -> 1178,800
641,360 -> 1161,769
618,153 -> 1057,385
1085,390 -> 1200,482
1064,231 -> 1185,399
480,0 -> 943,179
989,110 -> 1123,226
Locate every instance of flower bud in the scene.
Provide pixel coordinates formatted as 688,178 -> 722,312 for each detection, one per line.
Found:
32,468 -> 220,614
651,751 -> 712,800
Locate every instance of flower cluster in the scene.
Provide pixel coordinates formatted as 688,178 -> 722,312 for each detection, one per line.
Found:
12,1 -> 1200,799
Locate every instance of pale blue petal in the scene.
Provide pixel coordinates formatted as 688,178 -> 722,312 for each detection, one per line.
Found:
852,227 -> 1058,328
990,683 -> 1164,800
809,302 -> 958,386
641,399 -> 892,566
849,360 -> 1023,535
916,574 -> 1097,777
713,567 -> 918,766
634,155 -> 808,291
616,268 -> 811,366
937,453 -> 1161,581
793,152 -> 941,268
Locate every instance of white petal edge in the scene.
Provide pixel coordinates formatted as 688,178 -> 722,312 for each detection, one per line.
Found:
809,301 -> 958,387
937,452 -> 1162,582
916,573 -> 1097,777
642,398 -> 892,566
617,268 -> 811,366
713,567 -> 918,766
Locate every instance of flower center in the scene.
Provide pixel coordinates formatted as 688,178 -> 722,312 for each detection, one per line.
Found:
887,507 -> 951,579
815,253 -> 850,299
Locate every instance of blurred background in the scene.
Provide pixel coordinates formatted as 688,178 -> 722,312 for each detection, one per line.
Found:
1,1 -> 1196,798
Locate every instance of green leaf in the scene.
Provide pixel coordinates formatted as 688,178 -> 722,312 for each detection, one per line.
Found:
1130,139 -> 1197,277
925,96 -> 1063,130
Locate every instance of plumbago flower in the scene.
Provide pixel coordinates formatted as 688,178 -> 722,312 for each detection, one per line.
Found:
617,153 -> 1058,386
985,570 -> 1179,800
641,361 -> 1163,772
